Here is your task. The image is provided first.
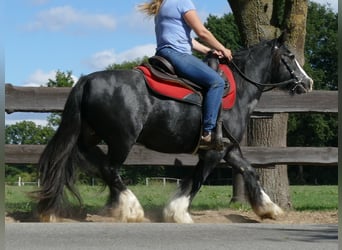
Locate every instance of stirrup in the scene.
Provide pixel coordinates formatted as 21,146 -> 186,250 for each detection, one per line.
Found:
214,133 -> 230,151
199,132 -> 230,151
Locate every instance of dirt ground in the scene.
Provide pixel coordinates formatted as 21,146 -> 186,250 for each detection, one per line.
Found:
5,209 -> 338,224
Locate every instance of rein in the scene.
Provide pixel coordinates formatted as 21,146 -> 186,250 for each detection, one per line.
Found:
227,55 -> 302,93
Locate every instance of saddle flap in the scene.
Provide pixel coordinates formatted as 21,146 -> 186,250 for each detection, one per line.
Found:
219,64 -> 236,110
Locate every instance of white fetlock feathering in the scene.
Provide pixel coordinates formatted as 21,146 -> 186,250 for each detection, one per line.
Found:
115,189 -> 145,222
163,193 -> 193,223
253,190 -> 284,219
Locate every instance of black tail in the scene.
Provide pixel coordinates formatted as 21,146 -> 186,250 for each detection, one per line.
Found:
35,77 -> 87,217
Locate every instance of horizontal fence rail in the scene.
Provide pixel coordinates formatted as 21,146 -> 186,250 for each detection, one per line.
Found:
4,84 -> 338,166
5,84 -> 338,113
4,144 -> 338,166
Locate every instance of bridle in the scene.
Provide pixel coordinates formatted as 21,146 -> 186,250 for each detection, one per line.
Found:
220,47 -> 307,150
226,50 -> 306,93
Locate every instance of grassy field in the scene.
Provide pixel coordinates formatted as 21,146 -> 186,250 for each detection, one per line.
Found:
5,184 -> 338,214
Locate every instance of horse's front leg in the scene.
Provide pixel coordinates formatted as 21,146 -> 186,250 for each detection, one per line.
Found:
162,182 -> 194,223
224,148 -> 283,219
163,151 -> 222,223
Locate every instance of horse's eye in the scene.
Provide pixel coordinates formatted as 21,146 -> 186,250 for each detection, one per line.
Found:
288,54 -> 295,59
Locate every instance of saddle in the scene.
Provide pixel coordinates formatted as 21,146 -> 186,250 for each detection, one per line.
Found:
136,54 -> 236,110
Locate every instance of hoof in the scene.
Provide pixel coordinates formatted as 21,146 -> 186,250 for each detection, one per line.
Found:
39,213 -> 59,222
253,190 -> 284,219
257,204 -> 284,220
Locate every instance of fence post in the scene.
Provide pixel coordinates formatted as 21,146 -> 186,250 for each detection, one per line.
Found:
18,176 -> 21,187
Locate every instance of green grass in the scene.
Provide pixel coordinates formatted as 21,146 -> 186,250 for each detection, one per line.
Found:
290,185 -> 338,211
5,184 -> 338,214
5,186 -> 37,213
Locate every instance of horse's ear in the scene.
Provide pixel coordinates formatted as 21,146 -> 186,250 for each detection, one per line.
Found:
276,31 -> 288,47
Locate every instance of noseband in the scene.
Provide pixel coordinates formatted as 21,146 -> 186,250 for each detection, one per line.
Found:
280,54 -> 307,93
228,51 -> 305,92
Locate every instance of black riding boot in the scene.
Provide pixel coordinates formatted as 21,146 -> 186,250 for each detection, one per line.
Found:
199,108 -> 230,150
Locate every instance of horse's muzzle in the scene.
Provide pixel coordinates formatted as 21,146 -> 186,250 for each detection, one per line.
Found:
293,77 -> 313,94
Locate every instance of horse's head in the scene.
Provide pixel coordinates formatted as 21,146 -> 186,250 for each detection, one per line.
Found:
270,33 -> 313,94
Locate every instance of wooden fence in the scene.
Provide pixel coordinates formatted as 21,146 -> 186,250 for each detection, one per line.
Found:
4,84 -> 338,167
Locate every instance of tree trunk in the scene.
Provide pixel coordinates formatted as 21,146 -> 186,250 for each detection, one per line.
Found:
228,0 -> 282,45
247,113 -> 291,209
283,0 -> 308,65
230,132 -> 247,203
227,0 -> 308,209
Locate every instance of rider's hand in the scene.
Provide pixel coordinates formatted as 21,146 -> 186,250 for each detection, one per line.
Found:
221,48 -> 233,61
212,50 -> 223,57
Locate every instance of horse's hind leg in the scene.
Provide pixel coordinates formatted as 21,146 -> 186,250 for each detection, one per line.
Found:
80,144 -> 144,222
102,165 -> 144,222
224,148 -> 283,219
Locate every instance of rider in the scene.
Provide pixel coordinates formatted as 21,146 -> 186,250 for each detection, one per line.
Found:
139,0 -> 233,149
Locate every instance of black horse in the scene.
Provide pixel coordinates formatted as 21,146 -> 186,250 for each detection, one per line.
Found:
36,33 -> 313,223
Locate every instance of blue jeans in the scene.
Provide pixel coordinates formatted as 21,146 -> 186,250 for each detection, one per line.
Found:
156,47 -> 225,133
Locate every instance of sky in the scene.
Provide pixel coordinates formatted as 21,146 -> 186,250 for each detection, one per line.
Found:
4,0 -> 337,125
